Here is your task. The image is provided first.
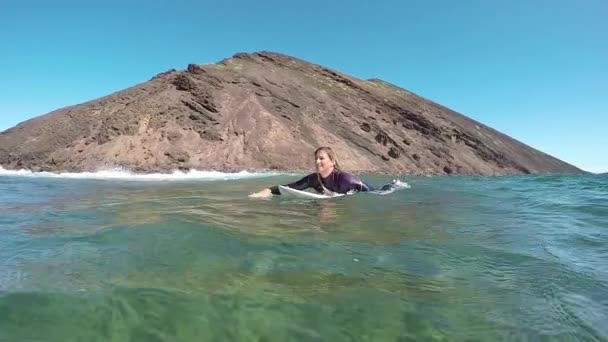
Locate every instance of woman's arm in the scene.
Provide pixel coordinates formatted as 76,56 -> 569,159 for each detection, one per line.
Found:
249,174 -> 314,198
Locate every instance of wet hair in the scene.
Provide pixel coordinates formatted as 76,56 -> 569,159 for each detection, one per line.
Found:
314,146 -> 342,170
314,146 -> 341,194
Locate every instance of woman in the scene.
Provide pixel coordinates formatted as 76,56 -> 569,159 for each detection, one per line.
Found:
249,146 -> 376,198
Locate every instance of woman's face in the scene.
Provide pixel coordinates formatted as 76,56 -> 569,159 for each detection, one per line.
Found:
315,150 -> 335,175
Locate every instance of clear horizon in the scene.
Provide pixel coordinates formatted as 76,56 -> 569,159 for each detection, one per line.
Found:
1,0 -> 606,173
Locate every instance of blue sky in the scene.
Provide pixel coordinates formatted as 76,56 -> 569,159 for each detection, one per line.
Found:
1,0 -> 606,172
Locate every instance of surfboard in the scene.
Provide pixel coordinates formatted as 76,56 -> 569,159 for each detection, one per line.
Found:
277,180 -> 410,199
278,185 -> 344,199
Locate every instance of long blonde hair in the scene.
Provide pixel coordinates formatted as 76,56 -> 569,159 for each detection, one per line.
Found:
314,146 -> 342,170
315,146 -> 341,194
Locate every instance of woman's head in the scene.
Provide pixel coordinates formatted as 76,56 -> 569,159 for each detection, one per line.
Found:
314,146 -> 341,176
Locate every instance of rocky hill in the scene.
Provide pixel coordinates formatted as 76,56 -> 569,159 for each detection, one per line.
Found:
0,51 -> 583,175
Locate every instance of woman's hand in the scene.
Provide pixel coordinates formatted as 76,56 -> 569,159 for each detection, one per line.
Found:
249,188 -> 273,198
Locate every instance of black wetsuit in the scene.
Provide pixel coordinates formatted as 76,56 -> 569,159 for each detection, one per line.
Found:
270,170 -> 369,195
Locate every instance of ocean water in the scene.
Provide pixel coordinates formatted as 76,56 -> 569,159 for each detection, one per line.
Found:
0,169 -> 606,341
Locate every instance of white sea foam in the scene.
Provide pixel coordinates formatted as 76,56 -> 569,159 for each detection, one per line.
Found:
0,166 -> 292,181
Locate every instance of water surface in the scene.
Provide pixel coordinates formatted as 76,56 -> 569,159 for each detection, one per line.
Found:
1,172 -> 606,341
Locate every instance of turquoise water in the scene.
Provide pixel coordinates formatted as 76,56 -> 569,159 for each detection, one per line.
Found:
0,172 -> 607,341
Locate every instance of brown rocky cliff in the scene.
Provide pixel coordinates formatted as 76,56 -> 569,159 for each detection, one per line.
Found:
0,51 -> 584,175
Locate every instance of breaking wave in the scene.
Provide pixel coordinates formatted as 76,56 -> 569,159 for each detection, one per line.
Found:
0,166 -> 293,181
